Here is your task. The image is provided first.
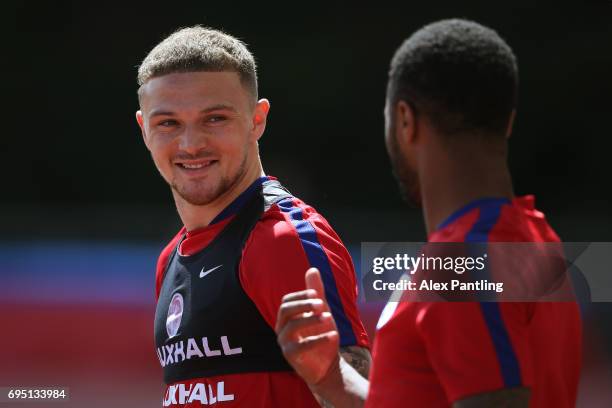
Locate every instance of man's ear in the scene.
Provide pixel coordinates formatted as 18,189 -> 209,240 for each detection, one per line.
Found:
136,110 -> 149,148
395,100 -> 417,149
251,98 -> 271,141
505,109 -> 516,139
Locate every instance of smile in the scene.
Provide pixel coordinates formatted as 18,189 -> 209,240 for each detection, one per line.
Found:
175,159 -> 218,170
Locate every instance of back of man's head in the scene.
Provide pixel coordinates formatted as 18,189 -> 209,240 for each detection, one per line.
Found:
137,26 -> 258,101
387,19 -> 518,137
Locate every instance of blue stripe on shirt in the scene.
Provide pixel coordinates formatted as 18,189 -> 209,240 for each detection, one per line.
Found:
277,198 -> 358,347
465,200 -> 522,388
210,176 -> 270,225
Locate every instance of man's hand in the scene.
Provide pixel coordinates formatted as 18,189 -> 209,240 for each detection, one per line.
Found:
275,267 -> 340,385
276,268 -> 369,407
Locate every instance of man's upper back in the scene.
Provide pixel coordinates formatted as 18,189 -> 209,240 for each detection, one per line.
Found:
367,196 -> 581,408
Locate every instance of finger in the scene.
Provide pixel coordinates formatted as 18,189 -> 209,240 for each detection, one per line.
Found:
277,312 -> 335,344
305,268 -> 329,309
280,289 -> 318,303
275,298 -> 326,333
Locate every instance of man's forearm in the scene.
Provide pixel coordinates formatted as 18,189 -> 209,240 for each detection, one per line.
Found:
311,356 -> 369,408
317,346 -> 371,407
340,346 -> 371,379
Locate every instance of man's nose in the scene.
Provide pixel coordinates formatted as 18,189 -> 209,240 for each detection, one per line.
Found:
178,124 -> 208,155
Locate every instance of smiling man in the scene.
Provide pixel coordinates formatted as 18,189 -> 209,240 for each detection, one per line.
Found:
135,27 -> 369,407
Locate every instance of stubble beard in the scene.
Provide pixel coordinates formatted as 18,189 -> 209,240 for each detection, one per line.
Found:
170,149 -> 249,206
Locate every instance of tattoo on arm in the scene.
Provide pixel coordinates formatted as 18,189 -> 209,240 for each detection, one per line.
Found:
340,346 -> 372,379
453,387 -> 531,408
314,347 -> 371,407
316,396 -> 334,408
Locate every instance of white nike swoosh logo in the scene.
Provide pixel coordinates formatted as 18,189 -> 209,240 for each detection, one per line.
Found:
199,264 -> 223,278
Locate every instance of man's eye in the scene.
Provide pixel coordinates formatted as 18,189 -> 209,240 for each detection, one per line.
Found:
208,116 -> 226,123
158,119 -> 178,127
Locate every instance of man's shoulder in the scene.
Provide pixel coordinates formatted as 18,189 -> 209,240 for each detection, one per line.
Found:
263,194 -> 317,216
242,194 -> 352,280
254,195 -> 337,242
430,196 -> 561,243
491,205 -> 561,242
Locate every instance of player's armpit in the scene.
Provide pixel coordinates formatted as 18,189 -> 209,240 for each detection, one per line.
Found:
340,346 -> 371,379
453,387 -> 530,408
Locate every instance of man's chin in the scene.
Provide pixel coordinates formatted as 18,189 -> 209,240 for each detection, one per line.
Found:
171,184 -> 224,206
169,159 -> 247,207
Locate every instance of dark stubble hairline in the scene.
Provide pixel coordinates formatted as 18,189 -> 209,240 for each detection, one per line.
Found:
170,148 -> 250,206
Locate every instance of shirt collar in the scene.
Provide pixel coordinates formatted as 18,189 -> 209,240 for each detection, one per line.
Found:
209,176 -> 271,225
437,197 -> 511,231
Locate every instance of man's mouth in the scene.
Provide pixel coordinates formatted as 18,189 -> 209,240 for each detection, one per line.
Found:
175,159 -> 218,170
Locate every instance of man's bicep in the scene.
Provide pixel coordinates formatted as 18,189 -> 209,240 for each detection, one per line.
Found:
239,226 -> 312,328
453,387 -> 530,408
306,215 -> 369,348
240,211 -> 368,349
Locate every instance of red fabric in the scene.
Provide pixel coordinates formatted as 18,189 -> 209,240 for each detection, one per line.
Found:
162,372 -> 316,408
240,198 -> 368,344
154,188 -> 368,407
366,196 -> 581,408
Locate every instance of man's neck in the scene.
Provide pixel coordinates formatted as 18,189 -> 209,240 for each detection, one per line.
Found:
420,142 -> 514,235
174,164 -> 265,232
